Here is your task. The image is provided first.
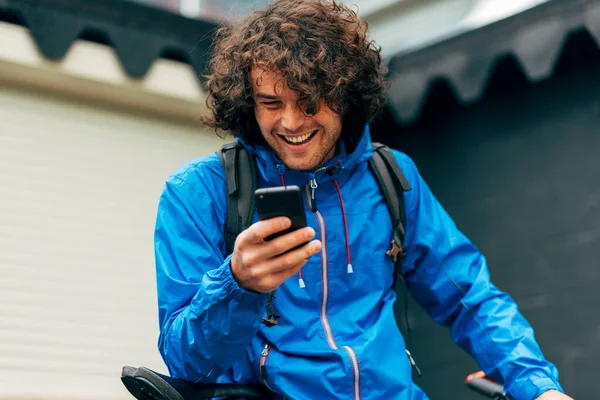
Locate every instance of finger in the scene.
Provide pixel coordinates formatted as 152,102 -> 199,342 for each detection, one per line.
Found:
252,226 -> 316,260
240,217 -> 291,245
237,223 -> 316,274
259,240 -> 322,275
260,242 -> 322,288
237,228 -> 315,274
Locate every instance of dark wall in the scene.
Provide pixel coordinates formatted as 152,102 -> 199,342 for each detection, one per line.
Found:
372,30 -> 600,400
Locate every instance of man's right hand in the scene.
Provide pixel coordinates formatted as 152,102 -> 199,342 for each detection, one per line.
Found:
231,217 -> 322,293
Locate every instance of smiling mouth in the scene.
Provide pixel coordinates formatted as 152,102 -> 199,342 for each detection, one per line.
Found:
279,130 -> 317,145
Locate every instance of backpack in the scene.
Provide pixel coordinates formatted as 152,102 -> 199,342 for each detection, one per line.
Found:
218,140 -> 411,282
218,141 -> 421,375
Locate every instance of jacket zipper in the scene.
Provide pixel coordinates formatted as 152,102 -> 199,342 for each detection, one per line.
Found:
305,181 -> 362,400
343,346 -> 361,400
259,343 -> 275,392
309,178 -> 318,212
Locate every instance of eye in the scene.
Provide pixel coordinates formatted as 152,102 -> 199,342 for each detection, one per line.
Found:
306,105 -> 317,116
262,101 -> 280,107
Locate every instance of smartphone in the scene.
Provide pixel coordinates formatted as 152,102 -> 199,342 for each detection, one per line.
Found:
255,185 -> 308,241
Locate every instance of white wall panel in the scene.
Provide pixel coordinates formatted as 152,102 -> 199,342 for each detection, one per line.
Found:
0,87 -> 223,399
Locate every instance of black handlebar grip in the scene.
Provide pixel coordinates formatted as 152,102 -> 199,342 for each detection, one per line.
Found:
466,377 -> 506,399
121,366 -> 274,400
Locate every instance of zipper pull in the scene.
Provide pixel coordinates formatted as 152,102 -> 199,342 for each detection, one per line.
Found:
406,349 -> 422,377
276,164 -> 286,186
261,343 -> 270,356
260,343 -> 271,383
309,178 -> 318,213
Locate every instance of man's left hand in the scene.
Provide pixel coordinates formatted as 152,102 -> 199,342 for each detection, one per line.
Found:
536,390 -> 573,399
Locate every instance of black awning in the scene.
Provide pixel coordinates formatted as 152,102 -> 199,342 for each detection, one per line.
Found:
0,0 -> 218,79
3,0 -> 599,127
385,0 -> 600,124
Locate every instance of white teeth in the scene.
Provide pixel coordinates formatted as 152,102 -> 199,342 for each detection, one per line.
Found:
284,131 -> 315,144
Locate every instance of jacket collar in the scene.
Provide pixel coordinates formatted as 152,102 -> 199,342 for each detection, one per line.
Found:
239,125 -> 373,188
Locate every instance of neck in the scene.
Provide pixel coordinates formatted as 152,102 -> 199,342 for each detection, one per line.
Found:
318,140 -> 339,169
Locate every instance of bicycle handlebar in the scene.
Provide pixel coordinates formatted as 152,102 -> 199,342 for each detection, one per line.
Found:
465,371 -> 507,400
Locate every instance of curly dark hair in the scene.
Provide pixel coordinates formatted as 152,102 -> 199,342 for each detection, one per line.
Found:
201,0 -> 387,151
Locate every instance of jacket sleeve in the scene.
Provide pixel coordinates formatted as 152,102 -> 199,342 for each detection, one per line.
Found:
154,162 -> 266,382
395,151 -> 563,400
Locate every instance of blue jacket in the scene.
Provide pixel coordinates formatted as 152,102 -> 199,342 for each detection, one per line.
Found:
154,126 -> 563,399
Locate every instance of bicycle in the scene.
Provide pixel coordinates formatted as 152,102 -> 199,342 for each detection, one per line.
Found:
120,365 -> 508,400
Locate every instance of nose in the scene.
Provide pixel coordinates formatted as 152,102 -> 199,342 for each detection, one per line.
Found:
280,104 -> 306,132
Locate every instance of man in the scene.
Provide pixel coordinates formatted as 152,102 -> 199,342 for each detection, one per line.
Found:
153,1 -> 572,399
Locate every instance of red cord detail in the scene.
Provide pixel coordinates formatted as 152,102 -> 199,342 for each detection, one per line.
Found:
333,180 -> 351,266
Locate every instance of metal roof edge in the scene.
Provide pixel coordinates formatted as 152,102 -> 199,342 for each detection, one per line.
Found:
0,0 -> 218,80
385,0 -> 600,124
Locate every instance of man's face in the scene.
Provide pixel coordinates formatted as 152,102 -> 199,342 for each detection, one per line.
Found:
250,68 -> 342,171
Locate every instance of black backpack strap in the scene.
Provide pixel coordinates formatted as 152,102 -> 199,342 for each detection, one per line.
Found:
368,142 -> 412,284
369,142 -> 422,376
218,143 -> 279,328
219,142 -> 257,256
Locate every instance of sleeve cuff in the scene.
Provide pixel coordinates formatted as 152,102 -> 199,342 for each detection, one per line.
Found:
197,254 -> 267,304
508,375 -> 564,400
221,255 -> 264,299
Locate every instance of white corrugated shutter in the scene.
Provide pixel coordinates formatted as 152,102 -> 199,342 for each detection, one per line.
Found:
0,86 -> 223,399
